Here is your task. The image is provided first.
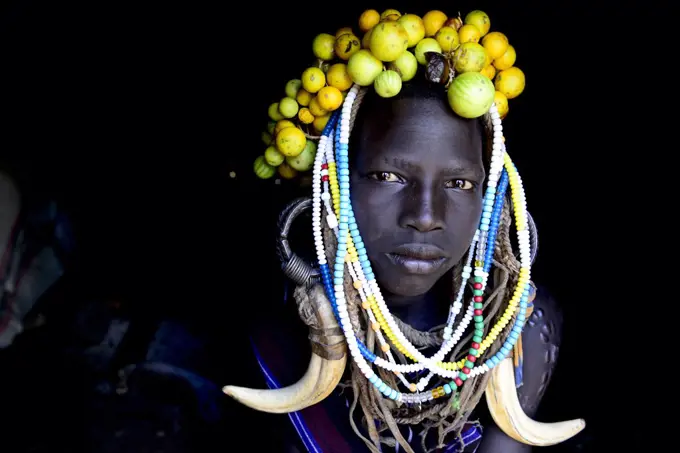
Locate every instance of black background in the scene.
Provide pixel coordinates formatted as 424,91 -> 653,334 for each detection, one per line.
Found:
0,0 -> 664,451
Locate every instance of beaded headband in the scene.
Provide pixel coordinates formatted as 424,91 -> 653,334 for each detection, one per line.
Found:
227,8 -> 585,447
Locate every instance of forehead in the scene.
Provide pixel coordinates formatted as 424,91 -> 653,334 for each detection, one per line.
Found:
353,96 -> 484,170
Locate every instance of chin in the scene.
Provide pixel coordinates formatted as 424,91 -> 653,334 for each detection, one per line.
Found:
377,273 -> 439,298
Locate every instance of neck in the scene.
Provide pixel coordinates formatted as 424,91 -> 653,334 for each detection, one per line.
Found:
384,277 -> 451,331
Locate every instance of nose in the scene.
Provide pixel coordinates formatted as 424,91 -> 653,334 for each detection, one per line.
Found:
399,183 -> 445,233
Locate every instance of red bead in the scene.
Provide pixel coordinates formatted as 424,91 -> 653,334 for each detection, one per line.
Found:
462,367 -> 470,374
454,378 -> 463,387
467,354 -> 476,362
471,342 -> 480,349
473,283 -> 482,289
321,163 -> 328,169
474,296 -> 483,302
322,175 -> 329,181
474,309 -> 483,316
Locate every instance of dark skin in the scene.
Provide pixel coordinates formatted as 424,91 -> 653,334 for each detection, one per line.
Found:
349,89 -> 563,452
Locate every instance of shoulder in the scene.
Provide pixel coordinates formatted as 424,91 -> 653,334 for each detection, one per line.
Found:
516,283 -> 564,416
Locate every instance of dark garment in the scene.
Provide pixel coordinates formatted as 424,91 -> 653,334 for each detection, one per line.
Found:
243,283 -> 484,453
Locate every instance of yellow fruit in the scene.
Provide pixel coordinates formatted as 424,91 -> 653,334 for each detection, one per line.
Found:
336,27 -> 353,37
326,63 -> 353,91
453,42 -> 487,73
482,32 -> 509,60
301,67 -> 326,93
317,86 -> 343,111
480,64 -> 496,80
370,21 -> 409,62
397,14 -> 425,47
414,38 -> 442,65
494,67 -> 525,99
312,33 -> 336,61
268,102 -> 284,121
493,91 -> 509,119
296,89 -> 312,106
334,33 -> 361,60
359,9 -> 380,32
362,27 -> 373,48
254,156 -> 276,179
309,96 -> 328,117
380,9 -> 401,21
493,45 -> 516,70
264,145 -> 285,166
275,126 -> 307,157
458,24 -> 481,43
278,162 -> 298,179
275,119 -> 295,135
314,114 -> 330,132
464,10 -> 490,36
435,26 -> 460,52
298,108 -> 315,124
423,10 -> 447,37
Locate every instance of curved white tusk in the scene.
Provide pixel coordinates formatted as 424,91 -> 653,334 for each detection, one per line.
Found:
485,357 -> 586,446
222,351 -> 346,413
223,284 -> 347,413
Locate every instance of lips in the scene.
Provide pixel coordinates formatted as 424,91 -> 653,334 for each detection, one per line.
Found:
386,244 -> 449,275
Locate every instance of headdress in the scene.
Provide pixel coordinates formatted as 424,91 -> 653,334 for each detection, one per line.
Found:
228,7 -> 585,449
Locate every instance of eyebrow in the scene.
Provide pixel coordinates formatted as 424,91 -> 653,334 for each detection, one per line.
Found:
385,157 -> 485,179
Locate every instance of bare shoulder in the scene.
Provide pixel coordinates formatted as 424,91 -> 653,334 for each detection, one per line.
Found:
516,284 -> 563,417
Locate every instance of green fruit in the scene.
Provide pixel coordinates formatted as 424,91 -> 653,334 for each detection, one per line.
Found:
264,145 -> 285,166
254,156 -> 276,179
267,121 -> 276,135
278,97 -> 299,118
261,131 -> 272,145
447,72 -> 495,119
414,38 -> 441,65
285,79 -> 302,98
268,102 -> 284,121
373,70 -> 402,98
388,50 -> 417,82
347,49 -> 383,86
286,139 -> 317,171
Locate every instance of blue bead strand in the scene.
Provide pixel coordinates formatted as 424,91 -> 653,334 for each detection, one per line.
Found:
483,170 -> 509,273
333,102 -> 400,400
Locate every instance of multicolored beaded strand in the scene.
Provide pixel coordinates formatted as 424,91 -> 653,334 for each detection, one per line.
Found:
311,85 -> 533,403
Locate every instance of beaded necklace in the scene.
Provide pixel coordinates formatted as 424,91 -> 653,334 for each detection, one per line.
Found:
311,84 -> 532,405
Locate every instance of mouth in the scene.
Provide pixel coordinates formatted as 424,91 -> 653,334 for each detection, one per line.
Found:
386,244 -> 449,275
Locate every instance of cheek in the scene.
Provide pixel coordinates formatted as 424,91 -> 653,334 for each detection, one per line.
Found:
350,179 -> 399,244
447,194 -> 483,237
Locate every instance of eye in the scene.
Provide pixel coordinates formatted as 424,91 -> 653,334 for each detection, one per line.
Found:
367,171 -> 403,183
445,179 -> 475,190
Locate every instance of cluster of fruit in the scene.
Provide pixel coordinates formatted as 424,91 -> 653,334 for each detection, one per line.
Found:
254,8 -> 526,180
